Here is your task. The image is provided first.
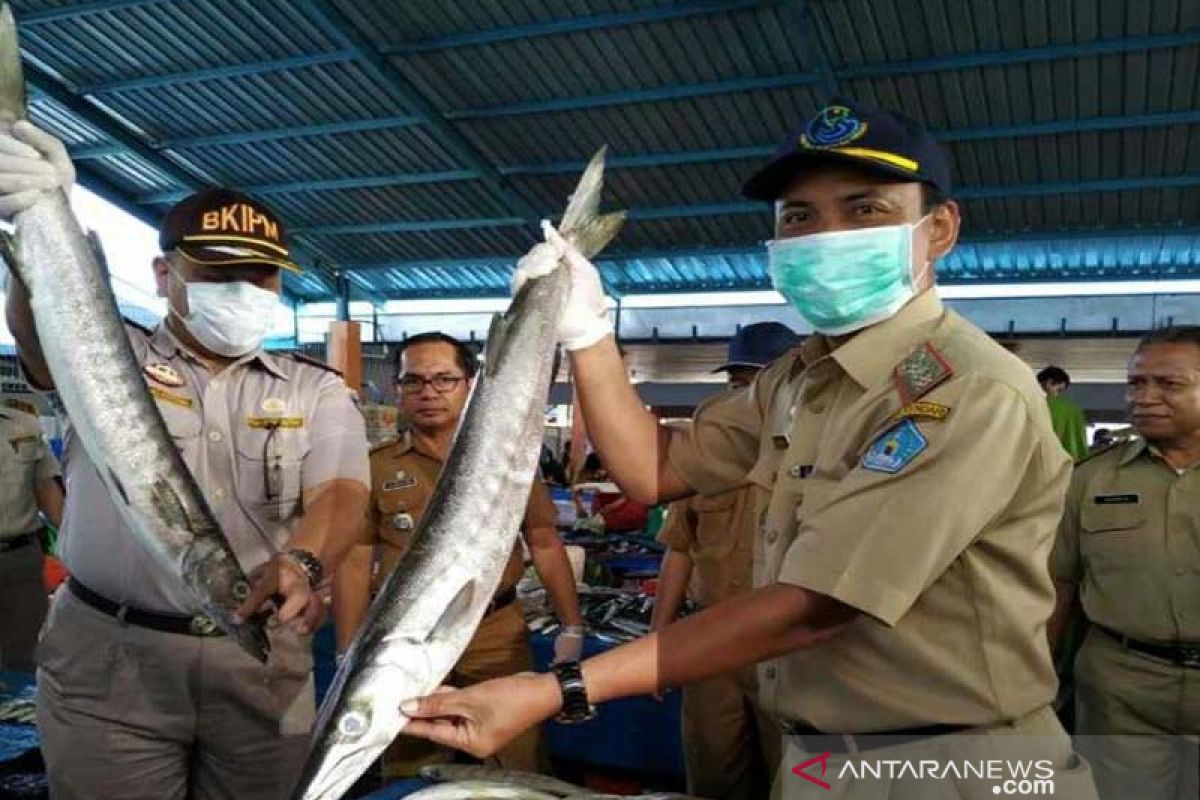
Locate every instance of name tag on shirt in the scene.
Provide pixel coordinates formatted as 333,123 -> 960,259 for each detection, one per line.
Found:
1093,493 -> 1140,505
247,416 -> 304,429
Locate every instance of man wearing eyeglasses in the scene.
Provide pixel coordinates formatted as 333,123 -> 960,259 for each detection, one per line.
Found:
333,331 -> 584,778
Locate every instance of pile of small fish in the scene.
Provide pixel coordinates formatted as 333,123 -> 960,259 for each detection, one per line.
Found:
525,587 -> 696,645
0,699 -> 36,725
413,765 -> 707,799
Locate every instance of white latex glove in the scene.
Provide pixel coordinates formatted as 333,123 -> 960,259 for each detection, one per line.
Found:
0,121 -> 74,219
572,514 -> 605,534
551,625 -> 585,665
511,220 -> 612,351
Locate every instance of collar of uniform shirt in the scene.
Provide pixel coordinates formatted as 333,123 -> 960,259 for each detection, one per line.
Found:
149,322 -> 288,380
799,289 -> 946,390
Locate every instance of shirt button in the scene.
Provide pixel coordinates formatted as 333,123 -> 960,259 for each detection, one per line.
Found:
212,488 -> 225,501
208,431 -> 223,443
789,465 -> 804,479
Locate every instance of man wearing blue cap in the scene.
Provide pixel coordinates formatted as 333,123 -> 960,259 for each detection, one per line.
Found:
651,322 -> 798,800
402,100 -> 1098,799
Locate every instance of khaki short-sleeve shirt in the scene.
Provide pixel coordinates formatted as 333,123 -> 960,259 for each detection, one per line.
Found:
366,430 -> 554,596
1050,438 -> 1200,641
669,290 -> 1070,732
53,323 -> 370,613
0,408 -> 60,538
657,485 -> 757,608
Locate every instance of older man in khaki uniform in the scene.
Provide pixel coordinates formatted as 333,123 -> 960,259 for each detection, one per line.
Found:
3,143 -> 370,799
652,322 -> 798,800
335,331 -> 583,777
1050,326 -> 1200,800
400,101 -> 1098,800
0,405 -> 62,671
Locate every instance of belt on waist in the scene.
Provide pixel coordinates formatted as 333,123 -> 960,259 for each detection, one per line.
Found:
781,721 -> 977,753
485,586 -> 517,616
0,532 -> 38,553
1097,624 -> 1200,669
68,577 -> 226,638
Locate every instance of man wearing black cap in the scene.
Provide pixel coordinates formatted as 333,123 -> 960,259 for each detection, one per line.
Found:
401,100 -> 1098,799
650,321 -> 798,800
1,122 -> 370,800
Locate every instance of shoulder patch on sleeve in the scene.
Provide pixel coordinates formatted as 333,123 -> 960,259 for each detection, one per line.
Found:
893,342 -> 954,404
287,352 -> 344,377
862,419 -> 928,474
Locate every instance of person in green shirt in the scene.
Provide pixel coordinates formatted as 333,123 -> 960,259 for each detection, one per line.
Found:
1039,366 -> 1089,460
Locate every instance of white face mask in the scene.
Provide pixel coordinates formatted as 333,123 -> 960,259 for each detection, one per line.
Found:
173,277 -> 279,357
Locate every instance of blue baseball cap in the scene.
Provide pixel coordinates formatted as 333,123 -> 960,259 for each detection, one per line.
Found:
742,99 -> 953,201
714,322 -> 800,372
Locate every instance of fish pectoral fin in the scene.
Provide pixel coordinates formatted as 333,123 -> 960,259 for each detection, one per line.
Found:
426,579 -> 477,644
149,477 -> 191,528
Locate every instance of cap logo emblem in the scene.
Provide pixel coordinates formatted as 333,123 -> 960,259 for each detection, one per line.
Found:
200,203 -> 279,240
800,105 -> 867,149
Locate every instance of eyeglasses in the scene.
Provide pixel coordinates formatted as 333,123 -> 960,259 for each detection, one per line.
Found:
397,373 -> 466,395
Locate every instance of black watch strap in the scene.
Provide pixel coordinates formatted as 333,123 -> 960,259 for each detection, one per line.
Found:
282,548 -> 324,590
551,662 -> 596,725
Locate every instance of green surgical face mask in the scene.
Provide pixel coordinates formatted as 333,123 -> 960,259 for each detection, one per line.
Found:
767,216 -> 930,336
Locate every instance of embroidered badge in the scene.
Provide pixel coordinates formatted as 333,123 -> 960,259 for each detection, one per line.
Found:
888,401 -> 951,424
862,419 -> 928,474
392,512 -> 414,531
383,470 -> 417,492
149,386 -> 194,409
893,343 -> 953,404
143,363 -> 184,388
1093,493 -> 1140,505
261,398 -> 286,415
247,416 -> 303,429
800,105 -> 868,150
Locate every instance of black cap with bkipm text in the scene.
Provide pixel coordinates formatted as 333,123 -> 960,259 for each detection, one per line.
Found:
159,187 -> 301,273
742,99 -> 953,201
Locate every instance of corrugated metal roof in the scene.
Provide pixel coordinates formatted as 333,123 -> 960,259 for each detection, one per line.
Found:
9,0 -> 1200,301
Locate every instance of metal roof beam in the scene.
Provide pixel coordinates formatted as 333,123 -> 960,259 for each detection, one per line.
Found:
158,115 -> 424,151
297,0 -> 538,223
839,29 -> 1200,79
447,72 -> 820,120
76,51 -> 354,94
293,175 -> 1200,236
383,0 -> 765,54
448,30 -> 1200,120
112,109 -> 1200,202
19,0 -> 168,24
342,226 -> 1200,276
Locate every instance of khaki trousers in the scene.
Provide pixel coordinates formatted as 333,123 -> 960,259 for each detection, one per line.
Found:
682,669 -> 781,800
0,538 -> 46,672
36,587 -> 315,800
384,603 -> 545,777
1074,627 -> 1200,800
774,705 -> 1099,800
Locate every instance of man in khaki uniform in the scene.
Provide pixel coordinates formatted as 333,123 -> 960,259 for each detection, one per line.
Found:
401,101 -> 1098,800
0,405 -> 62,671
1050,326 -> 1200,800
2,136 -> 370,800
334,331 -> 583,777
652,321 -> 797,800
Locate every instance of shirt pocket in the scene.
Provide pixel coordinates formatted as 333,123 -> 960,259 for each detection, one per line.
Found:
376,490 -> 420,553
1079,499 -> 1147,570
155,400 -> 202,462
691,492 -> 739,562
233,424 -> 310,521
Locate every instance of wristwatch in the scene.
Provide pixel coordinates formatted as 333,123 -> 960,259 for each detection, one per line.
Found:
550,662 -> 597,725
282,548 -> 325,590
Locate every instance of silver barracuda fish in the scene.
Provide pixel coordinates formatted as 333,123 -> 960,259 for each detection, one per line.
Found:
405,781 -> 560,800
419,765 -> 587,797
290,148 -> 624,800
0,4 -> 268,661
